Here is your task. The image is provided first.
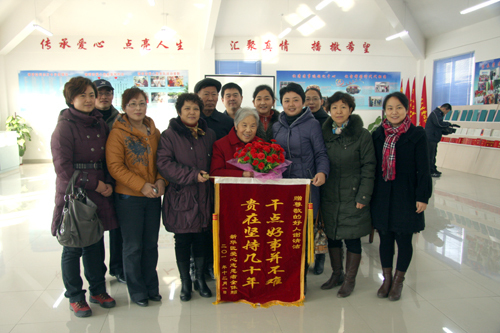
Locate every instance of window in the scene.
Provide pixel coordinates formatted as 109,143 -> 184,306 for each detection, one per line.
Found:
432,52 -> 474,109
215,61 -> 261,75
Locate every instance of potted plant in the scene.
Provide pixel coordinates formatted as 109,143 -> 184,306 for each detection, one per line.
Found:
5,113 -> 32,164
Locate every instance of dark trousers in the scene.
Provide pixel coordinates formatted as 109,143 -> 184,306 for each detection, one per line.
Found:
428,142 -> 438,173
328,237 -> 362,254
109,227 -> 123,276
61,237 -> 106,303
116,194 -> 161,302
174,232 -> 206,262
378,230 -> 413,272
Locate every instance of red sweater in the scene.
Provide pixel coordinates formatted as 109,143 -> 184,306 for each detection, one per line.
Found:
210,128 -> 262,177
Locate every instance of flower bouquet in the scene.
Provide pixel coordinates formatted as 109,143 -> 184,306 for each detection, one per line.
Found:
227,139 -> 292,180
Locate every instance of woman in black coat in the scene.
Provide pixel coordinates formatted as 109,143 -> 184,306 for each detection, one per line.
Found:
371,92 -> 432,301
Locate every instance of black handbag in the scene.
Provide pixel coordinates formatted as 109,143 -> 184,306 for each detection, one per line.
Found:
56,170 -> 104,248
314,210 -> 328,254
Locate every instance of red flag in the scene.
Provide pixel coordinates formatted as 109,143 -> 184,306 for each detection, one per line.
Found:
400,79 -> 403,93
405,79 -> 410,101
409,78 -> 417,125
419,77 -> 428,127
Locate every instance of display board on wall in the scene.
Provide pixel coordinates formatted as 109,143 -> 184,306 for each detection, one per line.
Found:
18,70 -> 188,132
474,58 -> 500,105
204,75 -> 275,112
276,70 -> 400,109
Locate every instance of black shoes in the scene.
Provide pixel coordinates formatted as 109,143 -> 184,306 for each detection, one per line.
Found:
111,273 -> 126,284
134,299 -> 148,307
149,294 -> 162,302
431,173 -> 441,178
313,254 -> 325,275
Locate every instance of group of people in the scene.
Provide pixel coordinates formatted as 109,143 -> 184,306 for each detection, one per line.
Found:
51,76 -> 432,318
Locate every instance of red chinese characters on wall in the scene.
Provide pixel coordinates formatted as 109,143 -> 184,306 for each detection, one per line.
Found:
176,40 -> 183,50
157,41 -> 169,49
363,42 -> 370,53
77,38 -> 87,50
263,40 -> 273,52
330,42 -> 341,52
40,38 -> 51,50
230,40 -> 240,50
59,38 -> 71,49
141,38 -> 151,51
247,39 -> 256,51
311,41 -> 321,52
346,41 -> 355,53
123,39 -> 134,49
279,40 -> 289,52
93,41 -> 105,48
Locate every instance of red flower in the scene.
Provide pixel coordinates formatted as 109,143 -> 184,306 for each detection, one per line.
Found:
243,156 -> 250,161
258,162 -> 265,170
238,151 -> 246,157
266,156 -> 273,162
252,160 -> 259,166
251,153 -> 257,159
271,139 -> 277,142
257,153 -> 265,160
263,146 -> 271,153
233,152 -> 238,158
245,143 -> 252,148
254,143 -> 262,149
250,149 -> 257,155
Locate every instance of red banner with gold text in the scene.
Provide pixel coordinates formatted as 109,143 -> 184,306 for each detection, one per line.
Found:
213,178 -> 311,307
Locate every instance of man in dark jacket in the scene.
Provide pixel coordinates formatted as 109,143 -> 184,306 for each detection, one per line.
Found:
425,103 -> 452,177
94,79 -> 120,129
221,82 -> 243,119
93,79 -> 125,284
195,78 -> 233,140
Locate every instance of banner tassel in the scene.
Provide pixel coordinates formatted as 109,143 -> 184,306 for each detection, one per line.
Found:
213,213 -> 220,279
307,203 -> 314,265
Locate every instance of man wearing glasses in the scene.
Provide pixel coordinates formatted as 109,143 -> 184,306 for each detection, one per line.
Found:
93,79 -> 126,284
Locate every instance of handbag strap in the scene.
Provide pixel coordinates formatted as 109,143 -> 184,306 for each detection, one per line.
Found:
65,170 -> 81,197
315,208 -> 324,229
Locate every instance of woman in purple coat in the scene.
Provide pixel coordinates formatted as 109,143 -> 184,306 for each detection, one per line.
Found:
156,93 -> 216,302
51,77 -> 118,318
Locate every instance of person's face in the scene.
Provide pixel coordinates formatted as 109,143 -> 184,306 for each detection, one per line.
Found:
71,85 -> 96,113
384,97 -> 408,127
124,94 -> 147,124
222,88 -> 243,115
95,88 -> 113,110
179,100 -> 201,126
282,91 -> 304,117
441,107 -> 451,115
305,90 -> 322,113
329,100 -> 352,127
253,89 -> 275,116
197,86 -> 218,113
236,115 -> 258,143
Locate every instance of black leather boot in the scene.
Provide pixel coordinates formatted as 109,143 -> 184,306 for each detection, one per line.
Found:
313,253 -> 326,275
177,261 -> 192,302
189,256 -> 197,291
194,257 -> 212,298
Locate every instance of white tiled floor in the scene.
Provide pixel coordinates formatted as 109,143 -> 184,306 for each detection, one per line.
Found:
1,164 -> 499,333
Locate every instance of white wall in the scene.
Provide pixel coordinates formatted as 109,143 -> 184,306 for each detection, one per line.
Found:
3,35 -> 215,161
424,16 -> 500,110
215,36 -> 417,128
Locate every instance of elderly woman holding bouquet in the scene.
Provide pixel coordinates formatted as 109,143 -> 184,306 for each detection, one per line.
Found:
156,93 -> 216,302
210,108 -> 263,177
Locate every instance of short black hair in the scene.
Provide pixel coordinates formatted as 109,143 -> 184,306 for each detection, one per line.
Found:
194,78 -> 221,94
279,82 -> 305,104
175,93 -> 204,114
326,92 -> 356,112
221,82 -> 242,97
441,103 -> 452,111
382,91 -> 409,110
253,85 -> 275,101
305,87 -> 322,100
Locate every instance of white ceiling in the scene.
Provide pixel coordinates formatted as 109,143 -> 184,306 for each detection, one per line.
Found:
1,0 -> 499,52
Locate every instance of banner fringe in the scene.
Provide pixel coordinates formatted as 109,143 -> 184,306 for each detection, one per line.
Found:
213,299 -> 305,308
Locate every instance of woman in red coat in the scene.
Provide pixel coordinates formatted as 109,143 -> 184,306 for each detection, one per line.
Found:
51,77 -> 118,318
210,108 -> 262,177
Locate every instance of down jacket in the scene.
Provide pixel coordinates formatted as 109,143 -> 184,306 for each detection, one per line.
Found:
371,124 -> 433,233
272,107 -> 330,216
156,117 -> 216,233
320,115 -> 375,240
51,108 -> 117,236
